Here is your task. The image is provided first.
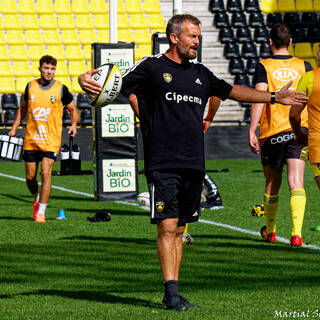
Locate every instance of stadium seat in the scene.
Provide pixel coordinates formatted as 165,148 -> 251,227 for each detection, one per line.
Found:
79,29 -> 96,45
6,30 -> 24,45
226,0 -> 242,12
307,27 -> 320,43
0,78 -> 15,93
246,57 -> 259,74
214,12 -> 230,28
1,93 -> 18,109
18,0 -> 36,13
125,0 -> 143,14
135,44 -> 151,61
76,14 -> 94,29
231,12 -> 247,28
97,29 -> 110,42
13,61 -> 31,77
22,14 -> 40,29
61,30 -> 79,44
10,45 -> 28,61
314,0 -> 320,12
209,0 -> 225,13
0,0 -> 18,14
54,0 -> 72,14
313,42 -> 320,57
83,45 -> 91,60
223,42 -> 240,59
39,14 -> 57,29
55,61 -> 68,76
31,61 -> 40,77
76,93 -> 91,109
117,0 -> 126,14
55,76 -> 71,88
0,16 -> 3,29
234,74 -> 250,86
260,0 -> 278,13
68,61 -> 86,77
118,13 -> 130,29
58,14 -> 76,29
36,0 -> 54,14
0,31 -> 5,45
294,43 -> 313,59
25,30 -> 43,45
63,108 -> 71,125
143,0 -> 161,13
305,58 -> 317,69
71,77 -> 84,93
65,45 -> 84,60
4,14 -> 22,29
259,42 -> 272,58
4,110 -> 16,125
249,12 -> 264,28
241,42 -> 258,58
291,27 -> 306,43
46,45 -> 65,60
283,13 -> 300,28
229,58 -> 245,74
301,13 -> 318,28
71,0 -> 89,14
119,29 -> 133,42
236,27 -> 252,43
89,0 -> 108,14
80,108 -> 92,125
147,14 -> 166,32
266,13 -> 282,28
43,30 -> 61,44
133,29 -> 150,44
244,0 -> 260,12
16,77 -> 32,94
94,14 -> 109,29
289,44 -> 294,56
278,0 -> 295,13
0,45 -> 9,60
253,27 -> 269,43
129,13 -> 148,29
296,0 -> 313,12
218,28 -> 234,43
28,45 -> 46,61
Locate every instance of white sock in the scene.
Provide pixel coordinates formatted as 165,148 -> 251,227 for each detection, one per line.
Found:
33,193 -> 39,202
38,203 -> 47,215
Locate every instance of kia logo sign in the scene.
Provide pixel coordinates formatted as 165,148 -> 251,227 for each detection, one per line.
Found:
273,68 -> 298,81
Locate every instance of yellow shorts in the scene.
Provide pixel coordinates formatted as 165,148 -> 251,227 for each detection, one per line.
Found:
311,163 -> 320,178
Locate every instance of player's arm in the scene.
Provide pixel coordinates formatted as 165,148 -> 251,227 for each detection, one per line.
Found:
203,96 -> 221,133
8,93 -> 28,137
129,93 -> 139,118
65,100 -> 79,137
248,82 -> 268,154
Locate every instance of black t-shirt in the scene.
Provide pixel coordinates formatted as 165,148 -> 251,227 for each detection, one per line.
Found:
254,55 -> 313,85
121,54 -> 233,172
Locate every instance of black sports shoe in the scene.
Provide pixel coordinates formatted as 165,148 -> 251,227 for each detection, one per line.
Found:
87,210 -> 111,222
178,295 -> 199,308
200,193 -> 224,210
162,295 -> 198,311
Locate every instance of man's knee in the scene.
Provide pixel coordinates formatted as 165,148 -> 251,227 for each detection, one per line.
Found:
158,219 -> 179,238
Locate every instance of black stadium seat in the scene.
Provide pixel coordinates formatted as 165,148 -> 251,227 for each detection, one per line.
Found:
226,0 -> 242,12
1,93 -> 18,110
63,108 -> 71,125
80,108 -> 92,125
224,42 -> 240,58
209,0 -> 225,13
244,0 -> 260,12
231,12 -> 247,28
254,27 -> 269,43
236,27 -> 252,43
301,12 -> 318,28
290,27 -> 306,43
4,110 -> 16,125
259,42 -> 272,58
234,74 -> 250,86
246,57 -> 259,75
266,13 -> 282,28
249,12 -> 264,28
241,42 -> 258,58
307,27 -> 320,43
283,13 -> 300,28
76,92 -> 91,110
214,12 -> 230,28
219,28 -> 234,43
229,58 -> 245,75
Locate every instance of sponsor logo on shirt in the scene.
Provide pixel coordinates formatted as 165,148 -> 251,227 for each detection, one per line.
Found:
156,201 -> 164,212
32,107 -> 51,121
272,68 -> 298,82
50,96 -> 57,103
163,73 -> 172,83
192,210 -> 199,217
195,78 -> 202,85
165,91 -> 202,105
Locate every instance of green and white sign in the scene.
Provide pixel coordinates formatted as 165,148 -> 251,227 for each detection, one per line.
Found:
101,104 -> 134,137
101,48 -> 134,74
102,159 -> 136,192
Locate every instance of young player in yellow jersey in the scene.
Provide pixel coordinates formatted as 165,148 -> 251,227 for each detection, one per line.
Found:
249,24 -> 312,246
290,45 -> 320,191
8,55 -> 79,223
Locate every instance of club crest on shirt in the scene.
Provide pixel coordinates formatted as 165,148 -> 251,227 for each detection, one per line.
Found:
163,73 -> 172,83
50,96 -> 57,104
156,201 -> 164,212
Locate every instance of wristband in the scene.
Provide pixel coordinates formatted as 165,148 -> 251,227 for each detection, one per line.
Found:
270,92 -> 276,104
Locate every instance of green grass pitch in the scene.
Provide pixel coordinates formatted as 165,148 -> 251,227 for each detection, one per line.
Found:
0,159 -> 319,320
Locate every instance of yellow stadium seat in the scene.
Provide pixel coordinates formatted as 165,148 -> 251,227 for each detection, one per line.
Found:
116,0 -> 125,14
57,14 -> 76,29
97,29 -> 110,42
294,43 -> 313,59
10,45 -> 28,60
43,30 -> 61,45
65,45 -> 83,60
31,60 -> 40,77
90,0 -> 108,14
4,15 -> 22,29
25,30 -> 43,45
46,45 -> 65,60
118,13 -> 130,29
75,14 -> 93,29
94,14 -> 109,29
0,0 -> 18,14
0,77 -> 16,93
16,77 -> 32,93
314,0 -> 320,11
133,29 -> 151,45
28,45 -> 46,61
0,45 -> 9,60
135,44 -> 151,60
39,14 -> 57,29
0,16 -> 3,29
147,14 -> 165,31
260,0 -> 278,13
143,0 -> 161,13
296,0 -> 313,12
129,13 -> 148,29
55,76 -> 71,89
71,76 -> 83,93
125,0 -> 143,13
55,61 -> 68,76
13,61 -> 31,77
288,44 -> 294,56
54,0 -> 72,14
118,29 -> 133,42
22,14 -> 40,29
83,45 -> 91,60
0,31 -> 6,44
72,0 -> 89,14
68,60 -> 86,77
0,61 -> 12,76
79,29 -> 96,45
6,30 -> 24,45
313,43 -> 320,57
61,30 -> 79,44
305,58 -> 317,69
18,0 -> 36,13
36,0 -> 54,14
277,0 -> 295,12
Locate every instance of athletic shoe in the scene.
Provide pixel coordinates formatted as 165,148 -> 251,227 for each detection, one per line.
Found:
182,232 -> 194,245
162,295 -> 198,311
260,225 -> 276,242
87,210 -> 111,222
35,213 -> 45,223
250,204 -> 264,217
200,193 -> 224,210
290,235 -> 303,246
33,201 -> 39,220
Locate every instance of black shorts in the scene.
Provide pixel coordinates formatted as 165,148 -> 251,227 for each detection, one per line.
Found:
22,150 -> 57,162
261,128 -> 308,168
146,169 -> 205,226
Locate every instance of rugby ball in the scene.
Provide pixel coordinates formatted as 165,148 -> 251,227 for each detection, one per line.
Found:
86,63 -> 122,107
137,192 -> 150,208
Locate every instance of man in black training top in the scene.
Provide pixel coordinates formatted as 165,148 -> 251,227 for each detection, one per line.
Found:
79,14 -> 307,311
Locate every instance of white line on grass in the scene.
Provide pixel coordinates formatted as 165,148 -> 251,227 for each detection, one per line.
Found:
1,172 -> 320,251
